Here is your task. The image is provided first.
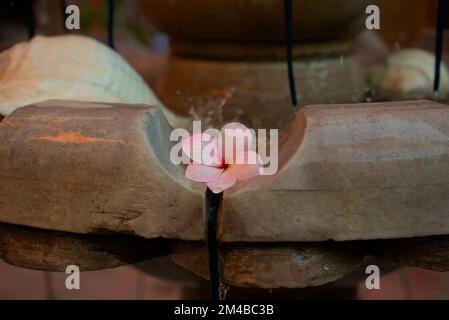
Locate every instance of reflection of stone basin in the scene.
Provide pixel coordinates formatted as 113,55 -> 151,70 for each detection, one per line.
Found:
139,0 -> 374,130
154,53 -> 365,130
139,0 -> 376,43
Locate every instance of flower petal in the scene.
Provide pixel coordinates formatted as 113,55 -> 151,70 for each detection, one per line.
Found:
182,133 -> 222,166
220,122 -> 254,164
182,133 -> 202,163
185,164 -> 224,183
202,136 -> 222,166
207,171 -> 237,194
228,151 -> 262,180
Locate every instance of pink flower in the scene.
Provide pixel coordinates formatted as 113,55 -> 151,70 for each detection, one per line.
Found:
182,122 -> 262,194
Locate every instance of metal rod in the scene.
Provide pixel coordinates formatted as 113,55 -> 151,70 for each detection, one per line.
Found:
207,189 -> 222,301
25,0 -> 36,39
108,0 -> 116,50
434,0 -> 447,95
283,0 -> 298,107
60,0 -> 68,33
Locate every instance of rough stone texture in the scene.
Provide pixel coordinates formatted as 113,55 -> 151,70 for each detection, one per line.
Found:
221,100 -> 449,242
171,241 -> 365,289
0,222 -> 170,272
171,242 -> 210,281
0,100 -> 205,240
374,235 -> 449,272
2,100 -> 449,245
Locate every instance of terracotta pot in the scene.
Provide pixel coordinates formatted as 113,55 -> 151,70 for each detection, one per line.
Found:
140,0 -> 377,43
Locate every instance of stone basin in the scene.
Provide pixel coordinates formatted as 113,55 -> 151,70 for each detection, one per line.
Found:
1,99 -> 449,291
138,0 -> 378,131
0,1 -> 447,296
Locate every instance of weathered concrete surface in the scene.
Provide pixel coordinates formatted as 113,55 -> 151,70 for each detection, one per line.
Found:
171,241 -> 365,288
374,235 -> 449,272
0,100 -> 205,240
221,100 -> 449,242
0,222 -> 170,271
2,100 -> 449,245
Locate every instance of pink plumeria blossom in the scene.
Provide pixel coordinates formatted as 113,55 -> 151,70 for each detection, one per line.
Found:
182,122 -> 262,194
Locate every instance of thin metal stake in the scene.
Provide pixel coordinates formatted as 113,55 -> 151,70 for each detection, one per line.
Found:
283,0 -> 298,107
60,0 -> 68,33
25,0 -> 36,39
207,189 -> 222,301
434,0 -> 447,97
108,0 -> 116,50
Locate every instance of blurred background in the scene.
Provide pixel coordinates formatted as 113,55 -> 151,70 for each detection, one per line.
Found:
2,260 -> 449,300
1,0 -> 449,299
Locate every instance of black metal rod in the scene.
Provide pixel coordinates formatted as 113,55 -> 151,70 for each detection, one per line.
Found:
207,189 -> 222,301
434,0 -> 447,95
25,0 -> 36,39
60,0 -> 68,33
108,0 -> 116,50
283,0 -> 298,107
